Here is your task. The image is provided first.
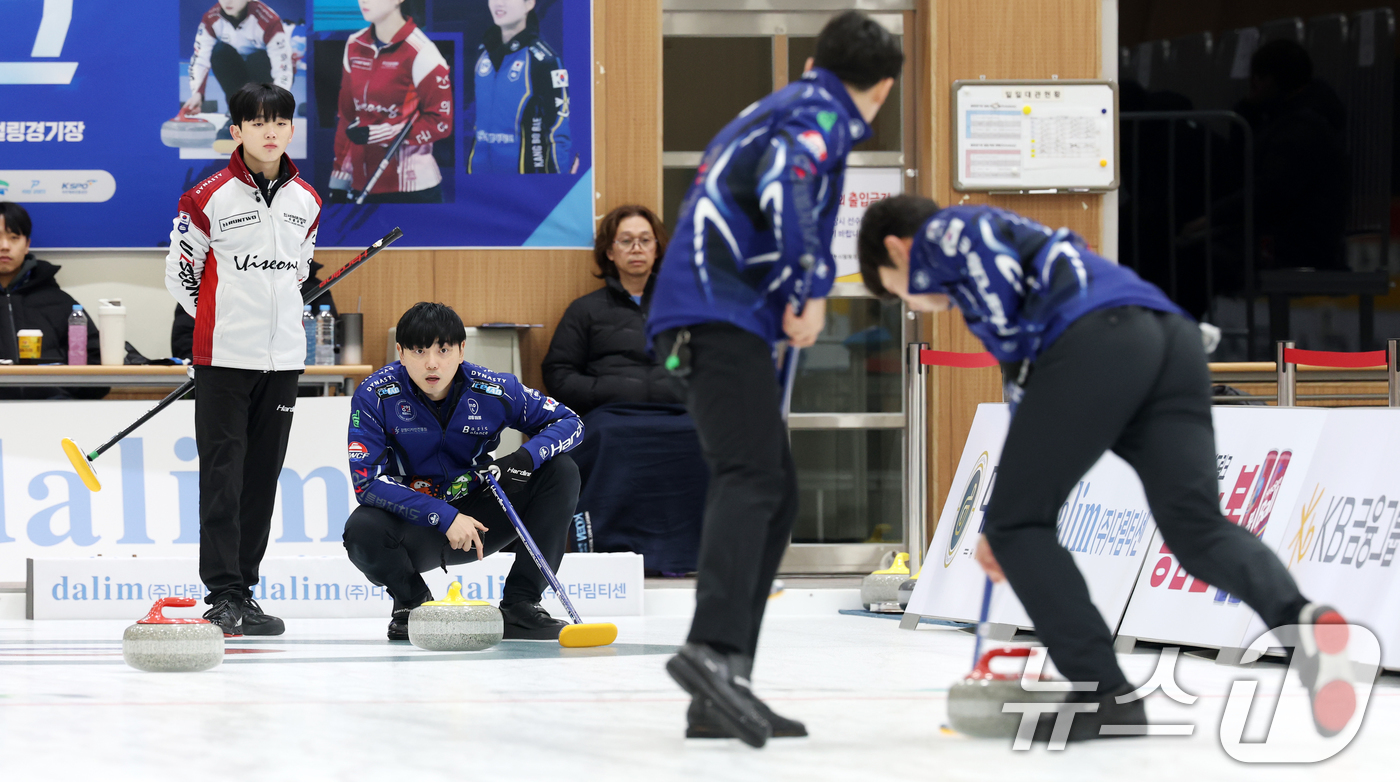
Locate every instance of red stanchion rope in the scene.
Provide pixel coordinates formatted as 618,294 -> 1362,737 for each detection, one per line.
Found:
920,349 -> 999,368
1281,348 -> 1389,369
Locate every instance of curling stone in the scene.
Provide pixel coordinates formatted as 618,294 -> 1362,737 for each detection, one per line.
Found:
947,647 -> 1065,738
161,110 -> 217,148
861,551 -> 911,612
408,582 -> 504,652
122,598 -> 224,673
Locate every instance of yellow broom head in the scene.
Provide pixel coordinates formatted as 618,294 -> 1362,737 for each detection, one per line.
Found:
61,438 -> 102,492
559,623 -> 617,648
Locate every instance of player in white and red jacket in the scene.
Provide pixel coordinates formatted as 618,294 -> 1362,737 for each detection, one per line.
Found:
329,3 -> 452,203
183,0 -> 293,114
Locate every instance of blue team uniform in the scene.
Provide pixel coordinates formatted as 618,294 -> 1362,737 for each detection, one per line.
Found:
468,13 -> 571,174
647,68 -> 870,347
909,205 -> 1186,363
348,362 -> 583,531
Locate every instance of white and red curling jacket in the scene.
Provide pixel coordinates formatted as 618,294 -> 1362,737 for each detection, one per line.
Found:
331,20 -> 453,195
189,2 -> 294,96
165,150 -> 322,371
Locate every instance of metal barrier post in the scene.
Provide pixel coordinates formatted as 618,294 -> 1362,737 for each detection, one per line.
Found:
904,343 -> 929,575
1276,340 -> 1297,407
1389,339 -> 1399,408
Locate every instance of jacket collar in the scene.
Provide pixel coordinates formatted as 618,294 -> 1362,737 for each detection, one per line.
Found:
1,255 -> 55,294
800,67 -> 872,144
485,11 -> 541,64
370,18 -> 419,49
603,274 -> 656,309
226,148 -> 297,192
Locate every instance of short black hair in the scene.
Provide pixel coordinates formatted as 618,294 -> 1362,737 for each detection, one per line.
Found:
814,11 -> 905,90
396,302 -> 467,351
1251,39 -> 1313,93
0,202 -> 32,239
857,195 -> 940,298
228,83 -> 296,126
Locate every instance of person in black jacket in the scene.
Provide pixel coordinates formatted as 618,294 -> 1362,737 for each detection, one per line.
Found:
542,205 -> 678,413
541,205 -> 706,577
0,202 -> 105,400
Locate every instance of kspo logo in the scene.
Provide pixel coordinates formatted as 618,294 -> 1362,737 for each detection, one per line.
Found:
945,452 -> 991,567
1151,449 -> 1293,603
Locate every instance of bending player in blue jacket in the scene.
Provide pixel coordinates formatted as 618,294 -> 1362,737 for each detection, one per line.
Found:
858,196 -> 1355,742
647,12 -> 903,748
343,302 -> 583,641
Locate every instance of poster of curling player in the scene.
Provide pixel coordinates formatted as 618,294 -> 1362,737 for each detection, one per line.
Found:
0,0 -> 594,249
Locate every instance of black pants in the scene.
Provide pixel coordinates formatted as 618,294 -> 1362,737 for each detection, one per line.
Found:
343,455 -> 579,611
194,366 -> 300,603
983,307 -> 1308,693
657,324 -> 798,659
209,42 -> 273,104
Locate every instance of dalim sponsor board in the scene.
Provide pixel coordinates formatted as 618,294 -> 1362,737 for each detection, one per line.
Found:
29,552 -> 644,619
0,398 -> 356,582
1117,408 -> 1329,651
904,404 -> 1158,632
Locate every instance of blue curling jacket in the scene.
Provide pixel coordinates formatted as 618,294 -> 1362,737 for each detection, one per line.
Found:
910,205 -> 1186,362
647,68 -> 870,347
467,12 -> 570,174
348,361 -> 583,531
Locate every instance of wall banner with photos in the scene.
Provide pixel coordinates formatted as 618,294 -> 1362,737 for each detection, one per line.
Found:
0,0 -> 594,249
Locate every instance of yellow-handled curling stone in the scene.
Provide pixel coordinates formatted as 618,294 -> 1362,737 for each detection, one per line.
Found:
861,551 -> 911,612
122,598 -> 224,673
408,582 -> 504,652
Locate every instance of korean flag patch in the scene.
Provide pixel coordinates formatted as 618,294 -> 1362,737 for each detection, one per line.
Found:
550,69 -> 569,89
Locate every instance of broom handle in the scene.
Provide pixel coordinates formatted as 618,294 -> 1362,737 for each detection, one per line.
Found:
484,471 -> 583,625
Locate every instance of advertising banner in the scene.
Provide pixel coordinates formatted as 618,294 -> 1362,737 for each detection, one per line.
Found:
903,403 -> 1158,633
1,0 -> 593,249
28,552 -> 644,619
1116,408 -> 1329,650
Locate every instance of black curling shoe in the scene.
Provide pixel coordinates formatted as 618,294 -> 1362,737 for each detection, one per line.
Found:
500,601 -> 569,640
387,608 -> 411,642
203,595 -> 243,638
666,643 -> 772,748
240,597 -> 285,636
686,695 -> 807,739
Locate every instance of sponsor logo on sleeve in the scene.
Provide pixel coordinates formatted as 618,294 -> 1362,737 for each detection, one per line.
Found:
218,211 -> 261,232
282,212 -> 307,228
428,512 -> 440,526
543,397 -> 558,412
375,382 -> 402,398
550,69 -> 568,89
348,442 -> 368,460
471,380 -> 504,397
796,130 -> 828,162
351,410 -> 361,429
177,213 -> 191,234
395,400 -> 416,421
539,446 -> 549,459
466,398 -> 479,416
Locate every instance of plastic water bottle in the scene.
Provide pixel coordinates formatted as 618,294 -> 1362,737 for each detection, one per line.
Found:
302,304 -> 315,364
315,305 -> 335,366
67,305 -> 87,365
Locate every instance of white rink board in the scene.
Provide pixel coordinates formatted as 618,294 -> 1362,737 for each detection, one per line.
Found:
904,403 -> 1157,632
28,552 -> 644,619
1117,408 -> 1329,650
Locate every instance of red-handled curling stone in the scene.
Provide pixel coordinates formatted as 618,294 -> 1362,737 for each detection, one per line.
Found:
122,598 -> 224,672
947,647 -> 1066,737
160,107 -> 217,148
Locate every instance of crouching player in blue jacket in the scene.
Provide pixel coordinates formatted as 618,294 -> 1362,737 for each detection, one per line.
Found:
646,11 -> 903,748
858,196 -> 1355,742
343,302 -> 583,641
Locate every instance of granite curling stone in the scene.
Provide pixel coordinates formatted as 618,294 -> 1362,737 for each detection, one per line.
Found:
160,112 -> 217,148
896,577 -> 918,610
947,647 -> 1066,738
861,551 -> 911,612
122,598 -> 224,673
408,582 -> 504,652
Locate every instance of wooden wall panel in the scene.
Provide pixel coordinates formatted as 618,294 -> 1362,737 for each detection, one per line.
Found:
920,0 -> 1105,529
332,1 -> 661,394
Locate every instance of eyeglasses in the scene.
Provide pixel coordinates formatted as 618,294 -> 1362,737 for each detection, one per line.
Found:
613,236 -> 656,250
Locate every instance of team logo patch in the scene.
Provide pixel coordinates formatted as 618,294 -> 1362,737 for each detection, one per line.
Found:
471,380 -> 504,397
177,213 -> 190,234
796,130 -> 827,162
428,512 -> 440,526
509,60 -> 525,81
945,453 -> 989,567
477,56 -> 492,76
467,398 -> 479,415
550,69 -> 568,89
218,211 -> 261,232
347,442 -> 368,461
375,382 -> 401,398
539,446 -> 549,459
816,110 -> 838,132
395,400 -> 416,421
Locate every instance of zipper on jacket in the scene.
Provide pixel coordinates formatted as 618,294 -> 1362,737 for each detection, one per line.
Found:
3,293 -> 17,360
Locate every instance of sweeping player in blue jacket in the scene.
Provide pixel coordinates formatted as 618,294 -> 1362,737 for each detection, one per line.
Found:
467,3 -> 572,174
646,12 -> 903,748
858,196 -> 1356,742
343,302 -> 583,641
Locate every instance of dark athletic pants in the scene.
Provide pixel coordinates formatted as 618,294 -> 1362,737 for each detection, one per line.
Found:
209,43 -> 273,105
656,324 -> 799,659
195,366 -> 300,603
983,307 -> 1308,693
342,456 -> 579,611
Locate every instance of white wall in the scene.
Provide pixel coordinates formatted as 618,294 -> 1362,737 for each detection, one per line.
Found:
43,250 -> 177,361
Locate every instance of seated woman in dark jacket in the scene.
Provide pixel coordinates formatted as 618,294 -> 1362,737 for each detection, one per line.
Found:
541,205 -> 703,575
542,205 -> 678,414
